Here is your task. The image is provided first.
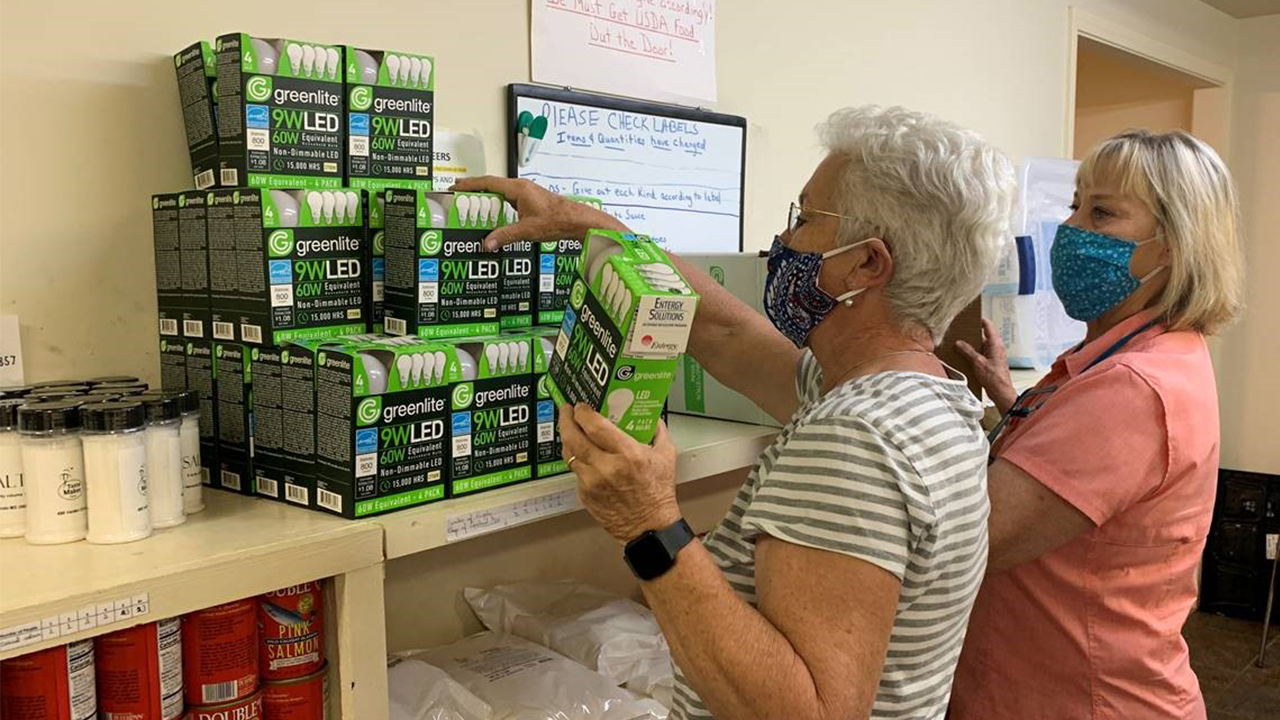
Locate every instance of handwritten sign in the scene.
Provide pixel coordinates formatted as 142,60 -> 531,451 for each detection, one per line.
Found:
444,489 -> 581,543
532,0 -> 718,105
514,89 -> 743,253
0,315 -> 22,386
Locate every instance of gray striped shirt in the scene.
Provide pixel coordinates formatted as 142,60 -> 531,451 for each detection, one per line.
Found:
672,351 -> 990,720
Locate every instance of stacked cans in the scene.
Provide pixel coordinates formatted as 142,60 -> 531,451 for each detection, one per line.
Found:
181,599 -> 261,718
259,582 -> 328,719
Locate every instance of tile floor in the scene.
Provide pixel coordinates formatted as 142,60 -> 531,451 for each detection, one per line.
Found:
1184,611 -> 1280,719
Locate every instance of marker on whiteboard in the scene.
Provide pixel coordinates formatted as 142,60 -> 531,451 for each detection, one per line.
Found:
516,111 -> 534,166
521,115 -> 548,167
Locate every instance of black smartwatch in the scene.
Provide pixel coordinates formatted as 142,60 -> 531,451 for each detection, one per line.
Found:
624,518 -> 695,581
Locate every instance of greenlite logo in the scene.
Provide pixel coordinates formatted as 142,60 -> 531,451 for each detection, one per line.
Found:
541,241 -> 557,252
268,230 -> 295,258
349,85 -> 373,112
233,191 -> 241,203
420,230 -> 442,256
179,195 -> 187,208
452,382 -> 474,409
570,281 -> 587,309
216,345 -> 225,358
152,197 -> 159,210
373,231 -> 385,255
175,55 -> 182,68
318,352 -> 327,365
710,266 -> 725,285
207,193 -> 214,204
281,350 -> 290,363
356,397 -> 382,426
246,75 -> 273,102
251,348 -> 259,361
187,342 -> 194,354
537,374 -> 549,397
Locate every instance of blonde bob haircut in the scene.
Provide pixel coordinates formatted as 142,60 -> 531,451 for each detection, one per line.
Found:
1077,129 -> 1243,335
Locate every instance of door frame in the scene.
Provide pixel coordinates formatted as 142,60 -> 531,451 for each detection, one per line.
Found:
1065,7 -> 1235,157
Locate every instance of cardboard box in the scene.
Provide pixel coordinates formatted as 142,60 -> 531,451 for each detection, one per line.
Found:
184,339 -> 218,489
249,344 -> 316,507
159,336 -> 188,392
548,230 -> 698,443
536,196 -> 601,326
343,46 -> 435,192
206,187 -> 370,346
312,337 -> 462,517
527,326 -> 565,478
444,335 -> 534,496
178,191 -> 211,341
151,193 -> 183,341
383,190 -> 504,339
173,41 -> 219,190
215,33 -> 344,189
213,341 -> 253,494
369,194 -> 386,333
667,253 -> 780,427
500,239 -> 535,331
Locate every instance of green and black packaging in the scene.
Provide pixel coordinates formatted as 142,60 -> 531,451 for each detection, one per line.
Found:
213,341 -> 253,494
215,33 -> 344,189
250,344 -> 316,507
537,196 -> 601,325
174,41 -> 219,189
344,46 -> 435,191
444,336 -> 534,496
384,190 -> 505,339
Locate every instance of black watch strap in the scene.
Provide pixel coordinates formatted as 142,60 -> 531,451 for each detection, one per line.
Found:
624,518 -> 695,581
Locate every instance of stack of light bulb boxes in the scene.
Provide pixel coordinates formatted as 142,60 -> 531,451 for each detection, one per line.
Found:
155,34 -> 695,519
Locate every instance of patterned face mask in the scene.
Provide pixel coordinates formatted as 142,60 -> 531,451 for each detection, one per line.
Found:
1051,224 -> 1165,322
763,236 -> 869,347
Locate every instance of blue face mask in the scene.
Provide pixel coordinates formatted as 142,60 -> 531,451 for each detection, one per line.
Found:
763,236 -> 868,347
1051,224 -> 1165,322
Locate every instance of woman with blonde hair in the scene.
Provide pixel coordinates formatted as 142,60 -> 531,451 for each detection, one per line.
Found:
952,129 -> 1244,719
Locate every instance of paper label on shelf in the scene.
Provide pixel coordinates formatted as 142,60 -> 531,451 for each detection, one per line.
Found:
1267,533 -> 1278,561
0,593 -> 148,655
445,488 -> 580,542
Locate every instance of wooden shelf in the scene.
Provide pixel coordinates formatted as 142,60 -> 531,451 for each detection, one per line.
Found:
0,491 -> 383,660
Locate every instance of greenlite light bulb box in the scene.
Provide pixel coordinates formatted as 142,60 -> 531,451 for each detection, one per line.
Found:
528,326 -> 566,478
384,190 -> 505,339
443,335 -> 534,496
369,194 -> 386,333
500,237 -> 535,331
312,337 -> 464,518
159,337 -> 188,393
537,196 -> 602,326
213,342 -> 254,495
174,41 -> 219,190
343,46 -> 435,191
206,187 -> 370,346
548,230 -> 698,444
185,340 -> 218,488
667,253 -> 781,428
249,344 -> 316,507
178,191 -> 212,342
151,193 -> 184,342
215,34 -> 344,189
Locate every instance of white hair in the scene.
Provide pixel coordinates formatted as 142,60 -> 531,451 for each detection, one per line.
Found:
818,106 -> 1016,343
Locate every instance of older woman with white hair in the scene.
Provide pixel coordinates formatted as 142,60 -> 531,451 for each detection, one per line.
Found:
456,104 -> 1015,720
951,129 -> 1244,719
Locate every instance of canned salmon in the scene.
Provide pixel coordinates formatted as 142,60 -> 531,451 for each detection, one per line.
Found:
181,599 -> 259,706
258,582 -> 324,681
183,691 -> 262,720
0,638 -> 97,720
96,617 -> 184,719
261,664 -> 328,720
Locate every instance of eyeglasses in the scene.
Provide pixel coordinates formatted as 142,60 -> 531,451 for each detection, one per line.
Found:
787,202 -> 857,234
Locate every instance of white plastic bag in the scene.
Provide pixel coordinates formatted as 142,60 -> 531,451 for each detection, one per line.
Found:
463,581 -> 674,707
388,657 -> 495,720
401,632 -> 668,720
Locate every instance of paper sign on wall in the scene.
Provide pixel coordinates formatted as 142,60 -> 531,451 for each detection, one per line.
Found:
431,130 -> 487,190
532,0 -> 717,105
0,315 -> 23,386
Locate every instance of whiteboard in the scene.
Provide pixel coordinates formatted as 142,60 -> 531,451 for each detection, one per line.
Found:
508,84 -> 744,253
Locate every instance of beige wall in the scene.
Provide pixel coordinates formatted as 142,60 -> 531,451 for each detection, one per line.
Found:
1217,14 -> 1280,474
0,0 -> 1243,386
1073,40 -> 1197,159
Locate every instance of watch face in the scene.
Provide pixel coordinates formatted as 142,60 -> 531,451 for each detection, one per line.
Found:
625,531 -> 673,581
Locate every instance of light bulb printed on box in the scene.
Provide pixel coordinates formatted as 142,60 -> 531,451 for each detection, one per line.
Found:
345,46 -> 435,193
308,337 -> 465,518
214,34 -> 344,189
207,188 -> 369,347
383,191 -> 506,340
444,336 -> 534,497
547,230 -> 698,444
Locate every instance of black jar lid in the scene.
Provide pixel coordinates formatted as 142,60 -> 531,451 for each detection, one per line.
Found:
18,400 -> 83,433
29,379 -> 87,389
81,401 -> 147,433
170,389 -> 200,414
94,382 -> 149,395
0,385 -> 34,399
86,375 -> 141,386
31,384 -> 91,396
0,399 -> 24,430
134,392 -> 183,423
